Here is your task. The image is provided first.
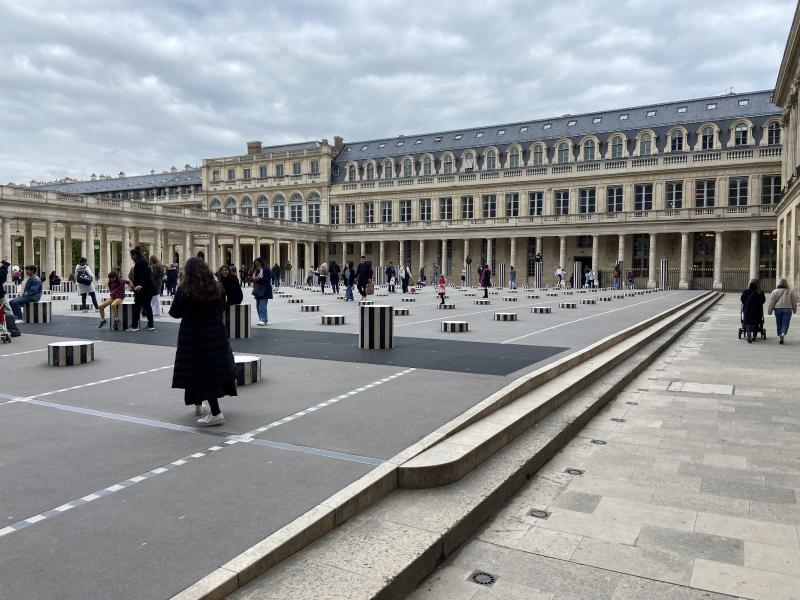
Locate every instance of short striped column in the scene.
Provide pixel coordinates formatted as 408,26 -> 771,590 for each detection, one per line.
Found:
288,298 -> 303,304
581,299 -> 597,305
24,301 -> 51,324
393,307 -> 410,316
494,312 -> 518,321
401,297 -> 415,303
301,305 -> 320,312
234,355 -> 261,385
442,321 -> 468,332
531,306 -> 552,314
224,303 -> 251,339
526,294 -> 540,299
559,302 -> 577,309
464,291 -> 476,297
546,292 -> 558,297
116,303 -> 137,331
160,298 -> 172,306
48,341 -> 94,367
70,304 -> 87,311
563,291 -> 574,295
502,296 -> 518,302
321,315 -> 345,325
474,299 -> 490,305
359,305 -> 393,349
51,294 -> 68,301
599,296 -> 612,301
437,303 -> 455,310
359,300 -> 374,306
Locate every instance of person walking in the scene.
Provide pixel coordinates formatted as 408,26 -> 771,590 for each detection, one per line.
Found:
318,261 -> 329,294
481,263 -> 492,298
128,247 -> 156,332
169,257 -> 237,427
149,256 -> 165,318
437,274 -> 447,306
98,271 -> 132,330
355,256 -> 372,300
218,264 -> 243,306
329,260 -> 341,294
509,266 -> 517,290
554,266 -> 564,288
307,266 -> 315,286
385,262 -> 397,293
767,278 -> 798,345
741,279 -> 766,344
272,263 -> 281,288
239,265 -> 247,287
252,258 -> 273,326
399,261 -> 412,293
342,261 -> 355,301
165,263 -> 179,295
75,257 -> 99,312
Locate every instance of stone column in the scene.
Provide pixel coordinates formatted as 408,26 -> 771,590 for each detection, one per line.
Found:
618,234 -> 625,264
679,232 -> 690,289
232,235 -> 239,268
210,234 -> 219,272
341,242 -> 347,269
559,236 -> 566,269
509,237 -> 517,271
121,226 -> 132,276
361,241 -> 367,259
24,220 -> 33,269
132,227 -> 140,249
591,235 -> 599,275
272,240 -> 279,266
85,225 -> 96,272
100,226 -> 109,279
64,223 -> 73,276
749,230 -> 760,282
154,229 -> 163,262
291,239 -> 299,285
419,240 -> 426,276
46,221 -> 56,277
713,231 -> 724,290
648,233 -> 657,288
1,218 -> 10,262
487,237 -> 494,269
441,238 -> 447,276
536,236 -> 542,255
398,240 -> 404,265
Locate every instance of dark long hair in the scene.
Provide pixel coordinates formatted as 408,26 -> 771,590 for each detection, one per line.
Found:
179,257 -> 220,302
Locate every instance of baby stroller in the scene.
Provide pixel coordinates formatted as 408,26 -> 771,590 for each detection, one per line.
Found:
0,303 -> 11,344
738,304 -> 766,341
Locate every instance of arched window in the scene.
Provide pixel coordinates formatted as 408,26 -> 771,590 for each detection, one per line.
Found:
210,198 -> 222,211
640,133 -> 652,156
557,142 -> 570,163
241,196 -> 253,216
767,121 -> 781,145
701,127 -> 715,150
670,130 -> 684,152
225,197 -> 237,214
533,145 -> 544,166
257,195 -> 269,218
423,157 -> 432,176
735,123 -> 749,146
383,161 -> 393,179
365,163 -> 374,180
272,193 -> 286,220
463,153 -> 475,170
443,155 -> 453,175
611,136 -> 623,159
403,159 -> 413,178
289,193 -> 303,222
583,140 -> 595,161
509,147 -> 520,168
486,150 -> 496,170
347,164 -> 357,181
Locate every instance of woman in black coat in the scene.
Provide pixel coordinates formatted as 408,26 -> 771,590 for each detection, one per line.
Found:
218,264 -> 243,306
741,279 -> 766,343
480,264 -> 492,298
169,257 -> 237,426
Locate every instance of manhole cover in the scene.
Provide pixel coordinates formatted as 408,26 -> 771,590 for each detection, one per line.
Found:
565,468 -> 585,476
610,417 -> 625,423
626,401 -> 639,406
468,570 -> 498,586
527,508 -> 551,519
590,439 -> 607,445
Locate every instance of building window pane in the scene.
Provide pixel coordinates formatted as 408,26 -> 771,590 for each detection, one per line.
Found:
486,151 -> 496,170
611,137 -> 623,159
420,198 -> 431,221
227,168 -> 235,181
735,124 -> 749,146
767,122 -> 781,145
403,160 -> 413,178
440,197 -> 453,220
729,177 -> 749,206
311,160 -> 319,175
640,134 -> 652,156
701,127 -> 715,150
579,188 -> 596,213
558,143 -> 569,163
443,157 -> 453,175
366,163 -> 374,180
482,194 -> 496,218
528,191 -> 543,216
257,196 -> 269,218
634,183 -> 653,211
461,196 -> 474,219
583,140 -> 595,161
382,201 -> 393,222
505,193 -> 519,217
423,158 -> 432,176
364,202 -> 375,223
308,204 -> 320,224
606,186 -> 623,212
666,181 -> 683,209
670,130 -> 684,152
212,170 -> 220,182
533,145 -> 544,165
291,204 -> 303,222
555,190 -> 569,215
762,175 -> 782,204
345,203 -> 356,224
276,164 -> 284,177
330,205 -> 340,225
348,165 -> 356,181
259,166 -> 268,178
400,200 -> 411,222
695,179 -> 716,208
293,162 -> 301,175
509,148 -> 519,168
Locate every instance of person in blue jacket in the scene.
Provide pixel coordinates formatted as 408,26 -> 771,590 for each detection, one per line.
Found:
10,265 -> 42,319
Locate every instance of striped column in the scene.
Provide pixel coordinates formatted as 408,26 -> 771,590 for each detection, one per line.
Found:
48,341 -> 94,367
359,304 -> 393,349
224,304 -> 251,339
24,301 -> 51,323
234,355 -> 261,385
659,258 -> 669,290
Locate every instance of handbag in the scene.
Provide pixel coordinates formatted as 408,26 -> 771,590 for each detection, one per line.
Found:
366,281 -> 375,296
76,269 -> 93,285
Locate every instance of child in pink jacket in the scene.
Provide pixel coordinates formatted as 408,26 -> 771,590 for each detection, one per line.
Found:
437,275 -> 447,306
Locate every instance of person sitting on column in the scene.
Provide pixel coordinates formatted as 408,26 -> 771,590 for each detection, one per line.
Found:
149,255 -> 166,317
75,258 -> 99,312
355,256 -> 372,300
509,265 -> 517,290
584,267 -> 591,288
481,263 -> 492,298
590,269 -> 597,288
437,274 -> 447,306
169,256 -> 237,427
98,270 -> 132,330
306,265 -> 315,286
385,261 -> 397,293
419,264 -> 426,286
318,261 -> 329,293
534,252 -> 543,264
48,271 -> 61,290
328,260 -> 341,294
400,261 -> 412,293
219,265 -> 243,307
252,257 -> 273,326
9,265 -> 42,320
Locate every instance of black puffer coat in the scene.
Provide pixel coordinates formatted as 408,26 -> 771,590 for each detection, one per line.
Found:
169,289 -> 236,390
219,273 -> 243,305
741,285 -> 766,328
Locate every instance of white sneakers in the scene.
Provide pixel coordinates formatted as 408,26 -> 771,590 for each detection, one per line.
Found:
256,320 -> 268,326
196,413 -> 225,427
194,401 -> 209,416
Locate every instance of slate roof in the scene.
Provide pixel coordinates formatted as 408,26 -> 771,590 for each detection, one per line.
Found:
34,168 -> 202,194
332,90 -> 780,169
257,141 -> 320,154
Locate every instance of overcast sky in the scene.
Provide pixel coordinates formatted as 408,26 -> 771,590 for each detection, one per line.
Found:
0,0 -> 793,184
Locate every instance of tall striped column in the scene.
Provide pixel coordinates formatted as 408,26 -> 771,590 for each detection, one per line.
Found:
359,304 -> 393,349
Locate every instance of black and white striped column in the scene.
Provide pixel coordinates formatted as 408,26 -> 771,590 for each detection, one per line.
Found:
51,294 -> 68,301
533,262 -> 543,288
24,301 -> 51,324
393,307 -> 410,316
321,315 -> 346,325
225,303 -> 251,339
559,302 -> 577,309
494,313 -> 518,321
659,259 -> 669,290
442,321 -> 468,332
437,303 -> 455,310
474,299 -> 490,305
48,341 -> 94,367
359,304 -> 393,349
581,299 -> 597,305
234,354 -> 261,385
301,305 -> 320,312
531,306 -> 552,314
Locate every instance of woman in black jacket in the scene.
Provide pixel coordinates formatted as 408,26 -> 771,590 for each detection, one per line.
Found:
129,246 -> 156,331
741,279 -> 766,344
169,257 -> 237,426
218,264 -> 243,306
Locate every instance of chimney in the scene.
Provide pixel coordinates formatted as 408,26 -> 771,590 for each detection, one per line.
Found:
170,165 -> 177,173
247,141 -> 262,156
184,163 -> 191,171
118,171 -> 125,178
333,136 -> 344,152
90,173 -> 97,181
150,169 -> 155,175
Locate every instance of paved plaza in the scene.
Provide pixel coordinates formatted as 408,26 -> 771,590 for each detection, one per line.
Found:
410,295 -> 800,600
0,284 -> 696,599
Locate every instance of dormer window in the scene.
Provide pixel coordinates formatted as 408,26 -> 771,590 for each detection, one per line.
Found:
592,117 -> 602,124
619,114 -> 629,120
646,110 -> 656,117
475,131 -> 484,138
706,103 -> 717,110
414,139 -> 423,144
677,107 -> 687,113
519,126 -> 528,133
567,120 -> 577,127
454,134 -> 463,140
497,129 -> 506,135
360,145 -> 368,151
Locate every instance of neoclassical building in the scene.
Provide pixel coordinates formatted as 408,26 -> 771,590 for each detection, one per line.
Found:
2,90 -> 784,290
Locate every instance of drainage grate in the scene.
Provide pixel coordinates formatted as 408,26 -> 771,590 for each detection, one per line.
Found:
527,508 -> 551,519
590,439 -> 607,445
565,468 -> 585,476
610,417 -> 626,423
468,570 -> 498,586
626,401 -> 639,406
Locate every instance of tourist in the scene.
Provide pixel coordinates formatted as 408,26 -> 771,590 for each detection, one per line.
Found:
741,279 -> 766,344
419,264 -> 426,286
239,264 -> 247,287
318,261 -> 329,293
590,269 -> 597,288
509,266 -> 517,289
432,263 -> 439,287
169,257 -> 237,427
342,261 -> 355,301
48,271 -> 61,289
481,263 -> 492,298
98,271 -> 132,330
554,266 -> 564,288
0,259 -> 8,287
0,288 -> 21,337
75,257 -> 99,311
149,256 -> 165,317
355,255 -> 372,300
385,261 -> 397,293
534,252 -> 543,264
306,266 -> 315,286
218,264 -> 243,306
626,270 -> 634,289
437,274 -> 447,306
128,246 -> 156,332
399,261 -> 412,293
252,258 -> 273,326
165,263 -> 179,295
10,265 -> 41,319
767,278 -> 798,345
272,263 -> 281,288
329,260 -> 341,294
612,263 -> 622,289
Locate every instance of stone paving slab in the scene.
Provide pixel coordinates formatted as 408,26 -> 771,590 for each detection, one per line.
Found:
411,295 -> 800,600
